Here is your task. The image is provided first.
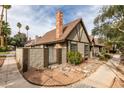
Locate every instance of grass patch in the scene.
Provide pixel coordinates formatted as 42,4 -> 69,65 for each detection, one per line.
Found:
0,52 -> 10,54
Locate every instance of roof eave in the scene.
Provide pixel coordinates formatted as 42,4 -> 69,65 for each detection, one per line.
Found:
34,39 -> 65,46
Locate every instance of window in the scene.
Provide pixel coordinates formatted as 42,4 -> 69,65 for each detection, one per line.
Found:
84,44 -> 89,57
70,43 -> 77,52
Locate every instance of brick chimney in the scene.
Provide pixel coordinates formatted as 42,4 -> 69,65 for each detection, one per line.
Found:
56,10 -> 63,39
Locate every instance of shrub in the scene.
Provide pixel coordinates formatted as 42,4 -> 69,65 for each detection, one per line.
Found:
98,54 -> 105,61
0,47 -> 7,52
6,45 -> 14,51
104,53 -> 112,59
67,51 -> 83,65
119,47 -> 124,56
98,52 -> 111,61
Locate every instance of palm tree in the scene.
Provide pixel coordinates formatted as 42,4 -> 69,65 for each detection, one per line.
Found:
17,22 -> 22,33
0,5 -> 5,47
0,5 -> 11,47
3,5 -> 11,24
2,21 -> 11,47
25,25 -> 29,41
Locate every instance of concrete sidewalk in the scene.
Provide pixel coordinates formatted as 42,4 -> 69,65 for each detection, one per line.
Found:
0,57 -> 40,88
64,55 -> 121,88
77,55 -> 120,88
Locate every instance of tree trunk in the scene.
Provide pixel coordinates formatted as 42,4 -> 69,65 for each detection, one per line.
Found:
6,9 -> 7,24
5,36 -> 7,48
5,9 -> 8,48
27,30 -> 28,41
0,6 -> 4,35
0,35 -> 4,47
0,6 -> 4,47
19,28 -> 20,33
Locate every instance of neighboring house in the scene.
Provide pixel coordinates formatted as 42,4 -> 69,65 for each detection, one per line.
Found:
26,10 -> 91,60
90,36 -> 104,57
25,36 -> 42,47
25,39 -> 35,47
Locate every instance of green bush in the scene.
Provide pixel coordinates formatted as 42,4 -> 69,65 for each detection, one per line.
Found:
67,51 -> 83,65
98,52 -> 111,61
98,54 -> 105,61
119,47 -> 124,56
104,53 -> 112,59
0,47 -> 7,52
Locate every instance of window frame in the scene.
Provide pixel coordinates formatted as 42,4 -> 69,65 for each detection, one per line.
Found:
70,42 -> 78,52
84,44 -> 89,57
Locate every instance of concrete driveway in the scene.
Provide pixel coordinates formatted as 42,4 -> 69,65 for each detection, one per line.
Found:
0,56 -> 41,88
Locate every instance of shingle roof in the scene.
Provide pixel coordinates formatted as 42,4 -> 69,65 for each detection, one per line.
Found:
25,39 -> 35,47
26,18 -> 91,46
25,36 -> 42,47
35,18 -> 82,45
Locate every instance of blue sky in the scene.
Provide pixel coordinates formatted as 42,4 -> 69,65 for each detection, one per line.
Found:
2,5 -> 102,39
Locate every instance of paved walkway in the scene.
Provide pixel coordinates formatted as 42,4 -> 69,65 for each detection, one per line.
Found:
68,55 -> 120,88
0,57 -> 40,88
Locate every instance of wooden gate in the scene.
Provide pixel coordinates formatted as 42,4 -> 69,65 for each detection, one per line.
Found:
56,48 -> 62,64
49,47 -> 57,65
44,48 -> 49,67
22,48 -> 29,72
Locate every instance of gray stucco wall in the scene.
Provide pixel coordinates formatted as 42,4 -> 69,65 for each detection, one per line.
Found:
29,48 -> 44,69
16,48 -> 45,70
16,47 -> 67,70
16,48 -> 23,70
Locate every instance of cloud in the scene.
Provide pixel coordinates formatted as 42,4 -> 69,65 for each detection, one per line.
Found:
7,5 -> 56,39
2,5 -> 102,39
65,5 -> 102,34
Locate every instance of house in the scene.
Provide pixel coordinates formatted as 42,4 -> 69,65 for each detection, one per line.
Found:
25,10 -> 105,65
90,36 -> 104,57
26,10 -> 91,59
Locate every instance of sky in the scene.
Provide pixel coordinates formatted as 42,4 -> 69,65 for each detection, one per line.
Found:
1,5 -> 102,39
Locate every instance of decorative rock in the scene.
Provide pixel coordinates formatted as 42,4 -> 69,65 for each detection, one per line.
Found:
76,68 -> 82,72
62,67 -> 70,72
71,68 -> 75,72
82,70 -> 90,73
49,65 -> 58,69
83,73 -> 87,77
86,73 -> 90,77
83,67 -> 87,69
